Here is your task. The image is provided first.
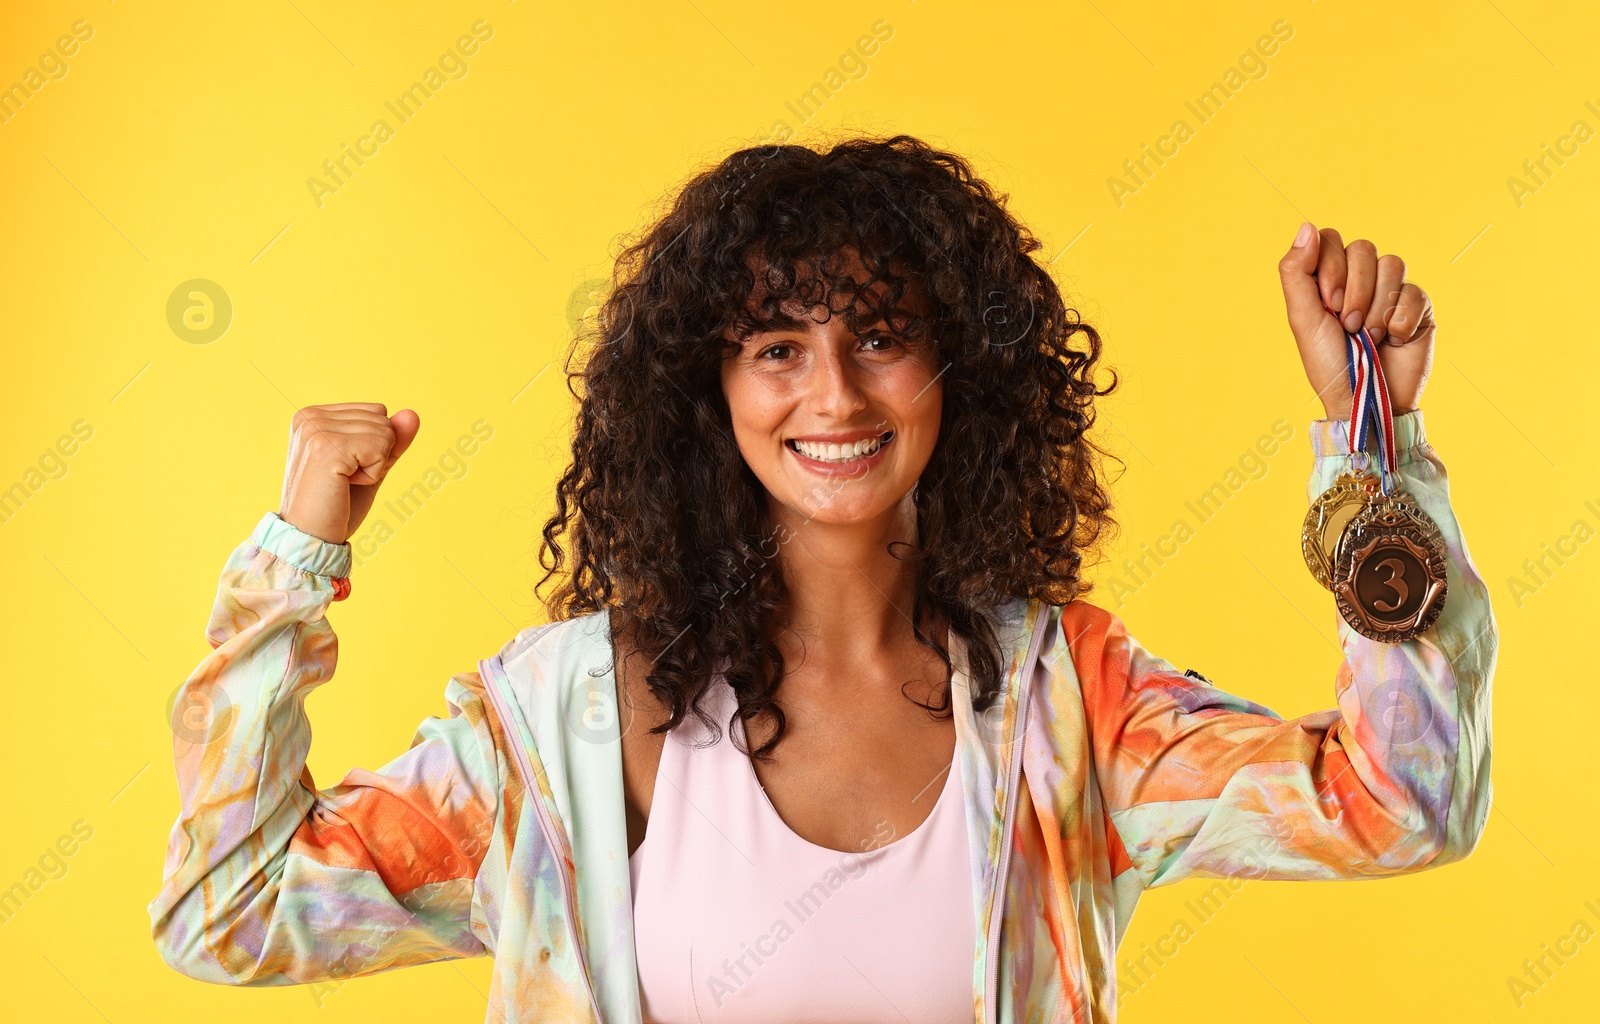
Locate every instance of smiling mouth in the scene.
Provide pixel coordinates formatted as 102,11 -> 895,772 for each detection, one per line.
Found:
785,429 -> 895,464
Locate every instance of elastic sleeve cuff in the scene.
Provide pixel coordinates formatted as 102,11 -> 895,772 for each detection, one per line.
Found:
1308,408 -> 1426,460
249,511 -> 353,578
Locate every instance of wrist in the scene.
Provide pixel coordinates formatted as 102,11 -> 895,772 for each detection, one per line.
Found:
1319,400 -> 1417,422
1309,407 -> 1427,459
277,508 -> 349,546
253,511 -> 355,579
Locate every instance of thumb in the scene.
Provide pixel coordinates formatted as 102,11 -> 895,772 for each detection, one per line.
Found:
389,409 -> 421,465
1278,223 -> 1354,418
358,409 -> 420,486
1277,221 -> 1326,345
348,409 -> 420,488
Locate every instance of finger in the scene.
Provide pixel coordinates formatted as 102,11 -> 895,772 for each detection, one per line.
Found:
343,434 -> 393,486
290,408 -> 394,443
293,414 -> 393,437
293,417 -> 395,486
297,430 -> 391,486
1388,282 -> 1433,346
343,412 -> 420,485
311,402 -> 390,415
1341,239 -> 1378,332
1375,326 -> 1434,415
385,410 -> 422,466
1278,221 -> 1327,345
297,411 -> 394,430
1279,223 -> 1354,416
1366,253 -> 1406,344
1316,227 -> 1347,313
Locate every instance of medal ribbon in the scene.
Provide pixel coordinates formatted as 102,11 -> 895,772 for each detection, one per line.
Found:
1344,329 -> 1371,472
1339,325 -> 1398,494
1355,326 -> 1398,494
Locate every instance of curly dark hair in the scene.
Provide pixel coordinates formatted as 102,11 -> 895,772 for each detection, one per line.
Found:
536,133 -> 1119,760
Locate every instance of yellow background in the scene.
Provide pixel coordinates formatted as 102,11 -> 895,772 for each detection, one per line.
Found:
1,0 -> 1594,1020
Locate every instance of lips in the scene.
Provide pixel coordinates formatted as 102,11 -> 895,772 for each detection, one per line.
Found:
786,429 -> 893,458
784,429 -> 895,475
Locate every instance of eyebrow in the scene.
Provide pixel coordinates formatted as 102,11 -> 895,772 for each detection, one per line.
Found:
737,309 -> 915,340
739,313 -> 810,337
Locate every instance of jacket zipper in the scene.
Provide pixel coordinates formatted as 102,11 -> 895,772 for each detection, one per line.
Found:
985,601 -> 1047,1024
481,656 -> 606,1024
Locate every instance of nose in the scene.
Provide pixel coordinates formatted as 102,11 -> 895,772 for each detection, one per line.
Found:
806,336 -> 869,420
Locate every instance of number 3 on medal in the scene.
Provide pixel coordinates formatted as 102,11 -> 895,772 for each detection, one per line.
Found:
1372,556 -> 1409,612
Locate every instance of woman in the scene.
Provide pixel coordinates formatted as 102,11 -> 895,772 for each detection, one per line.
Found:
148,135 -> 1494,1023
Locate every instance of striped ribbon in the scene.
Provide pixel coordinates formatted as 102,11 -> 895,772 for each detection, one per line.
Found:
1348,325 -> 1398,495
1344,329 -> 1371,469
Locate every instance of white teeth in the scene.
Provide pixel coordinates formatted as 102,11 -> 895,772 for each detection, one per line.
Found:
791,434 -> 889,463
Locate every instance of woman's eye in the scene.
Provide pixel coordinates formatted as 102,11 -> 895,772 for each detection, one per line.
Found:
752,335 -> 899,360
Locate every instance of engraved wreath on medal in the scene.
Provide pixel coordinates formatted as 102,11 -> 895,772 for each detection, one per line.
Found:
1332,490 -> 1448,642
1308,327 -> 1448,643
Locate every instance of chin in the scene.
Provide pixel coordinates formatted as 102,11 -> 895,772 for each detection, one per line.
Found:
775,483 -> 909,524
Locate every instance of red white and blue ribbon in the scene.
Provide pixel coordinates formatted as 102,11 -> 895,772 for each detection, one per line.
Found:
1344,330 -> 1371,470
1346,325 -> 1398,495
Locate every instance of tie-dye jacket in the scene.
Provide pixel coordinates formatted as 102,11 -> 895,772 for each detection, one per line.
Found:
148,408 -> 1495,1023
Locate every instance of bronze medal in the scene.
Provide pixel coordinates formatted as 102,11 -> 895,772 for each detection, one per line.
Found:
1301,470 -> 1379,590
1317,326 -> 1450,643
1330,489 -> 1448,643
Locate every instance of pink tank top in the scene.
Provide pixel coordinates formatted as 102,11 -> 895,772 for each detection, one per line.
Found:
628,676 -> 976,1022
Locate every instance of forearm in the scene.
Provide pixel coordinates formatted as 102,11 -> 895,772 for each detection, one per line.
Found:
1081,408 -> 1496,887
150,514 -> 501,986
150,513 -> 353,980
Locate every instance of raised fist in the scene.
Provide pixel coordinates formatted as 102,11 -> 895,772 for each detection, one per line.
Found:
1279,223 -> 1437,421
278,403 -> 420,544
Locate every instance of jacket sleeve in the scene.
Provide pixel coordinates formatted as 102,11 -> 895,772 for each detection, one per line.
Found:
148,512 -> 513,986
1071,408 -> 1495,887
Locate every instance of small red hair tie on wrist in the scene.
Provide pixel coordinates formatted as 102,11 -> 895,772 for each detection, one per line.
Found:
331,577 -> 352,601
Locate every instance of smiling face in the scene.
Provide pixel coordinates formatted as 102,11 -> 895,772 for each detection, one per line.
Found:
719,249 -> 944,532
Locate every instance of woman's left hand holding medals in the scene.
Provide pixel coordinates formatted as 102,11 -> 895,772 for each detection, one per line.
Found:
1278,223 -> 1448,643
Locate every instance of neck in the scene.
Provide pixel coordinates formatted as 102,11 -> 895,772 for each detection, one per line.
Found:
767,489 -> 945,672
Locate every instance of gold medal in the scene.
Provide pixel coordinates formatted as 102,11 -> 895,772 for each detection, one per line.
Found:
1330,489 -> 1448,643
1301,470 -> 1379,590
